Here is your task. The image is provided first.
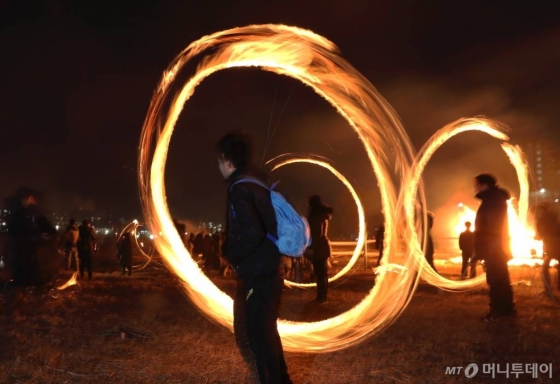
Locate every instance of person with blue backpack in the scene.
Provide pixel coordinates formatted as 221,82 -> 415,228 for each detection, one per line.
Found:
217,132 -> 294,384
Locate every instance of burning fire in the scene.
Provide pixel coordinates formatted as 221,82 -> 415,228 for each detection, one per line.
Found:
56,272 -> 79,290
454,201 -> 542,266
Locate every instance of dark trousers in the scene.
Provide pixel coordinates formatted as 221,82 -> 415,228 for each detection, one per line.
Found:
312,258 -> 328,302
79,250 -> 93,280
461,251 -> 472,278
485,256 -> 515,315
233,275 -> 291,384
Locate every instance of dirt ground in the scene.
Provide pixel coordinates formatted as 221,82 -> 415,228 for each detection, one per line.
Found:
1,248 -> 559,384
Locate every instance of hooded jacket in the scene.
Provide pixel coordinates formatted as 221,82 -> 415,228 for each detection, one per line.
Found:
223,167 -> 281,278
474,185 -> 511,261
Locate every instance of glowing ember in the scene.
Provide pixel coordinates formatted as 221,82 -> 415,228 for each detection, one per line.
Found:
57,272 -> 79,290
138,24 -> 424,352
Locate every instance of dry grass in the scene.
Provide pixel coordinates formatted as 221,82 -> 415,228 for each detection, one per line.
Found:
1,253 -> 559,383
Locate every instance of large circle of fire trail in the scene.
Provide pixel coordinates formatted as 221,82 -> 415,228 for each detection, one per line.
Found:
138,24 -> 427,352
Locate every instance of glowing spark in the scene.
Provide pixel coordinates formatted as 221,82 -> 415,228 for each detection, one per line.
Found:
267,154 -> 366,288
138,24 -> 424,352
57,272 -> 79,290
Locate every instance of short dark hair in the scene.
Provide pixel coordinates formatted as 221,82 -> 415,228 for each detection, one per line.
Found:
475,173 -> 497,187
216,132 -> 252,171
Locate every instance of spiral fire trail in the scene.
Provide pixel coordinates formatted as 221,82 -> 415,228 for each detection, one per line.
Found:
138,24 -> 425,352
267,154 -> 366,288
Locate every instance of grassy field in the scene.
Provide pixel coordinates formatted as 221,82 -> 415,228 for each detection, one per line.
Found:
1,249 -> 559,383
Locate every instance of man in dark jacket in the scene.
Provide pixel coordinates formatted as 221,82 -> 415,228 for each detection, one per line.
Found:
78,219 -> 96,280
473,173 -> 516,321
217,133 -> 292,384
459,221 -> 475,279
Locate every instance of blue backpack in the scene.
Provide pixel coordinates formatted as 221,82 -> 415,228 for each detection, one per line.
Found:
230,177 -> 311,257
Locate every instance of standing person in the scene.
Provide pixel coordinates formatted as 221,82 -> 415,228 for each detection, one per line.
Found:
424,212 -> 438,273
202,232 -> 214,272
5,187 -> 57,287
535,204 -> 560,290
218,132 -> 292,384
187,232 -> 195,255
307,195 -> 333,304
375,224 -> 385,267
473,173 -> 516,321
64,219 -> 80,271
459,221 -> 475,279
77,219 -> 96,280
117,231 -> 133,276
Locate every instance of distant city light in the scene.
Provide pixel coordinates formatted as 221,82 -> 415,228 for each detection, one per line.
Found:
105,229 -> 109,234
540,188 -> 546,193
55,225 -> 59,230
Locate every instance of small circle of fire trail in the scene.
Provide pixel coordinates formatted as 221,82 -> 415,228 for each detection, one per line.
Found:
267,154 -> 366,288
138,24 -> 531,352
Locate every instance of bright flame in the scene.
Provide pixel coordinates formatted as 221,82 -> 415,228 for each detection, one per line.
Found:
267,154 -> 366,288
138,24 -> 424,352
454,205 -> 476,235
454,202 -> 543,266
56,272 -> 79,290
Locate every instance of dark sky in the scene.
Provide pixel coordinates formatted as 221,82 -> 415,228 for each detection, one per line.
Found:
1,0 -> 559,235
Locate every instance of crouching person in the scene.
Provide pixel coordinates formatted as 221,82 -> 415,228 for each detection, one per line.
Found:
217,133 -> 292,384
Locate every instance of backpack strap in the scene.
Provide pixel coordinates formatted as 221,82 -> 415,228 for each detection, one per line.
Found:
229,176 -> 279,244
229,177 -> 271,193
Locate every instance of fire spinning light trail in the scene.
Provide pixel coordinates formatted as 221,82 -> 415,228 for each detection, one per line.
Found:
267,154 -> 366,288
138,24 -> 425,352
403,118 -> 536,290
117,220 -> 161,270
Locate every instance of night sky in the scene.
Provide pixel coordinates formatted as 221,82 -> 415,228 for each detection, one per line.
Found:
1,1 -> 559,236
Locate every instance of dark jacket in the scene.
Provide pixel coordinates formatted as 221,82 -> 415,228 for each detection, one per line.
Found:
223,167 -> 281,278
78,225 -> 96,254
308,203 -> 333,261
459,230 -> 475,255
474,186 -> 511,261
117,233 -> 133,266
